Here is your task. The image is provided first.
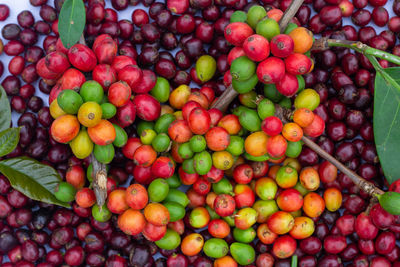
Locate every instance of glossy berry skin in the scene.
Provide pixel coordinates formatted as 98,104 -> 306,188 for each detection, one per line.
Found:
339,0 -> 354,17
242,34 -> 270,62
352,9 -> 372,27
68,44 -> 97,72
375,231 -> 396,255
369,203 -> 394,229
233,164 -> 254,184
355,213 -> 378,240
261,116 -> 283,136
270,34 -> 294,58
320,6 -> 342,26
372,7 -> 389,27
0,4 -> 10,21
64,246 -> 85,266
224,22 -> 253,47
285,53 -> 312,75
276,73 -> 299,97
45,51 -> 70,74
323,235 -> 347,254
369,0 -> 387,6
257,57 -> 285,84
214,194 -> 235,217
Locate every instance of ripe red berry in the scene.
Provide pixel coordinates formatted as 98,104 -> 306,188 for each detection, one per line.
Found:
261,116 -> 283,136
270,34 -> 294,58
242,34 -> 270,62
256,57 -> 285,84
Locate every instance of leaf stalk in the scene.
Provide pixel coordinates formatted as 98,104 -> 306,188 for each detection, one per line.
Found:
313,38 -> 400,66
365,55 -> 400,93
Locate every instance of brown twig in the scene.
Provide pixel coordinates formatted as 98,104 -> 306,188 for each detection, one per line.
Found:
310,37 -> 330,52
90,154 -> 108,208
301,137 -> 384,196
210,85 -> 238,111
278,0 -> 305,33
274,104 -> 384,197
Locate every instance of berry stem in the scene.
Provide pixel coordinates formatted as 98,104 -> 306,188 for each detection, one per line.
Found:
366,196 -> 379,215
313,37 -> 400,66
79,34 -> 87,46
291,255 -> 298,267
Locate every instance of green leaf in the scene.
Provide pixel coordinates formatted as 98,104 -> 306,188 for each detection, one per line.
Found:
0,128 -> 20,157
0,85 -> 11,132
374,67 -> 400,184
58,0 -> 86,48
378,191 -> 400,215
0,157 -> 70,208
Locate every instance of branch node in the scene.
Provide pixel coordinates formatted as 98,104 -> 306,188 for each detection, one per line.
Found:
358,180 -> 376,195
90,154 -> 107,207
311,37 -> 329,51
254,95 -> 265,105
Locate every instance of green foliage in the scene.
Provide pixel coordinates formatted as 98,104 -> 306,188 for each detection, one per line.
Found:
59,0 -> 86,48
0,157 -> 70,208
373,67 -> 400,184
0,86 -> 11,132
0,9 -> 76,209
0,128 -> 20,157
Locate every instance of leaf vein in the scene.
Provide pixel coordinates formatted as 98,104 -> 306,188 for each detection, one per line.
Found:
382,104 -> 400,148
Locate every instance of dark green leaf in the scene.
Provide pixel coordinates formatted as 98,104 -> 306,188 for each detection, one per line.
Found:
374,67 -> 400,184
378,191 -> 400,215
0,157 -> 70,208
0,85 -> 11,132
58,0 -> 86,48
0,128 -> 20,157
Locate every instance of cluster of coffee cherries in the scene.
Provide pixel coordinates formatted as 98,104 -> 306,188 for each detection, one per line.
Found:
224,5 -> 314,98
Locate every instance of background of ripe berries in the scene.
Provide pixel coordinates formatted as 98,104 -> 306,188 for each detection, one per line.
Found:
0,0 -> 397,127
0,1 -> 396,132
0,0 -> 399,265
